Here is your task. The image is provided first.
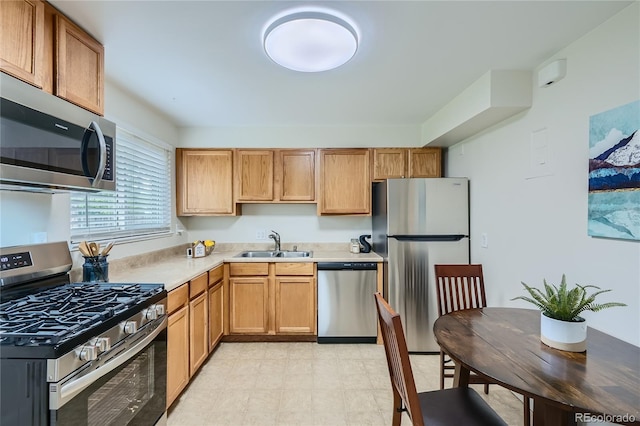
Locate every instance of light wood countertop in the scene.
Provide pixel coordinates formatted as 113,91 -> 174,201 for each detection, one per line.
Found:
109,249 -> 382,292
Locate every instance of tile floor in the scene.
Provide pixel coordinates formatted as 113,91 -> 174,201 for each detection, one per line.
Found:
167,342 -> 525,425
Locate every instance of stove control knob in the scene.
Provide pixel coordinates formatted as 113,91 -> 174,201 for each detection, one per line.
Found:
123,321 -> 138,335
95,337 -> 111,352
78,345 -> 98,361
144,304 -> 166,320
154,304 -> 165,316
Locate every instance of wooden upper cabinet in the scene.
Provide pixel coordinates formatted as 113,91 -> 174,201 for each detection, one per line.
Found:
1,1 -> 105,115
234,150 -> 274,202
276,149 -> 316,202
55,13 -> 104,115
372,147 -> 442,181
372,148 -> 407,180
0,0 -> 45,88
176,149 -> 236,216
234,149 -> 316,203
408,148 -> 441,178
318,149 -> 370,215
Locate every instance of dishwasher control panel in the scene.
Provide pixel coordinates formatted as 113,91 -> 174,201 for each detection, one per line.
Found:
316,262 -> 377,270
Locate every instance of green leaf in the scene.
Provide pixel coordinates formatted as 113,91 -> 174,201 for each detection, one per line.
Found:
511,275 -> 627,321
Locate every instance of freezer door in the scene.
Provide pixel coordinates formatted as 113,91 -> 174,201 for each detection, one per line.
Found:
387,237 -> 469,352
387,178 -> 469,236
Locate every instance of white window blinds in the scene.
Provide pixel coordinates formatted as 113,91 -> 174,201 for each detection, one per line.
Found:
70,128 -> 172,242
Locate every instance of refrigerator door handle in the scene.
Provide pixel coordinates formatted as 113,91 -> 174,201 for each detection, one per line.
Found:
389,235 -> 467,242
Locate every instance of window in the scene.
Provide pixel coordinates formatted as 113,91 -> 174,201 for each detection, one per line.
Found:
70,128 -> 172,242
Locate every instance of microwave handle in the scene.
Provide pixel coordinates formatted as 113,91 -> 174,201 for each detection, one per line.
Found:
81,121 -> 107,188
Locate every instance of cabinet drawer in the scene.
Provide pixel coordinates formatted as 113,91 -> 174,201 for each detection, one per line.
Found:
189,273 -> 208,299
208,265 -> 224,286
229,263 -> 269,276
168,284 -> 189,315
275,262 -> 314,276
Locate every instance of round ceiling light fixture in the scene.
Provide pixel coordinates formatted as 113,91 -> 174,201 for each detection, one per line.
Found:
263,10 -> 359,72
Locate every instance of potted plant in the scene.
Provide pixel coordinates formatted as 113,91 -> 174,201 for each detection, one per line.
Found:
512,274 -> 626,352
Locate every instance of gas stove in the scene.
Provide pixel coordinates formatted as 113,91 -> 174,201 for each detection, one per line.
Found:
0,241 -> 168,426
0,281 -> 166,358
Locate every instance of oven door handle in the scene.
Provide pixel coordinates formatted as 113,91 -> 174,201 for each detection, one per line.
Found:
50,317 -> 167,410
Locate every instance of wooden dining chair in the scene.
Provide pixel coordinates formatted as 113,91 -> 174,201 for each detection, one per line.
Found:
374,292 -> 507,426
434,264 -> 531,426
434,264 -> 490,393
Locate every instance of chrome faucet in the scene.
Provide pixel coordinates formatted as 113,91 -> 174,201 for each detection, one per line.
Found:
268,230 -> 281,252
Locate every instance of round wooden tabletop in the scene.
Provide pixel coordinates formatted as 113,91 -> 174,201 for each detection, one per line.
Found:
434,308 -> 639,424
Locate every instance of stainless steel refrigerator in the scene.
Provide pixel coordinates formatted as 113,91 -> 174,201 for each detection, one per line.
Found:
372,178 -> 469,352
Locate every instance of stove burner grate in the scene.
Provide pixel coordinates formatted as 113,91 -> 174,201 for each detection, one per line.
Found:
0,283 -> 163,346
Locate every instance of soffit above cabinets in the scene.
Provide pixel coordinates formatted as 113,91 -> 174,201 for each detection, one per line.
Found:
421,70 -> 532,147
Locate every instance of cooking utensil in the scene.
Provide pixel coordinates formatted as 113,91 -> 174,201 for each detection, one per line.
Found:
89,242 -> 99,257
78,241 -> 91,257
101,242 -> 114,256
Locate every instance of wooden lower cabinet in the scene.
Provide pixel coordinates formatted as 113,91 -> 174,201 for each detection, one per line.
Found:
166,302 -> 189,409
229,276 -> 269,334
227,262 -> 316,336
275,276 -> 315,334
208,266 -> 224,352
189,291 -> 208,376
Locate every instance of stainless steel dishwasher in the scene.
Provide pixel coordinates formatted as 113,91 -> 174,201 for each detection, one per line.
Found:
317,262 -> 378,343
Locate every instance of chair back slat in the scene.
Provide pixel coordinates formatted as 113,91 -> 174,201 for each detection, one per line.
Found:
435,264 -> 487,316
374,293 -> 425,426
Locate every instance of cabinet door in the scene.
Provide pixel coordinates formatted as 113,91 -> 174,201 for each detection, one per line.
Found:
208,281 -> 224,352
372,149 -> 407,180
277,149 -> 316,202
189,292 -> 208,376
235,150 -> 274,201
167,305 -> 189,408
208,265 -> 224,352
55,14 -> 104,114
176,149 -> 235,216
229,277 -> 269,334
275,277 -> 315,334
408,148 -> 442,178
0,0 -> 44,87
318,149 -> 370,215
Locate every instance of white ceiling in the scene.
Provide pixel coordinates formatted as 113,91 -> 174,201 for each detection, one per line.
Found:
50,1 -> 631,128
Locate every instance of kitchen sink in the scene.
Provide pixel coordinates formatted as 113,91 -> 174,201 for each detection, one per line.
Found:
235,250 -> 313,258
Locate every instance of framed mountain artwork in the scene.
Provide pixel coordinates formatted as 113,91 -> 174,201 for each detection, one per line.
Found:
588,100 -> 639,241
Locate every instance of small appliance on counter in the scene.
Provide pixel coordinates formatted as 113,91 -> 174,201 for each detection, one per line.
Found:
358,235 -> 372,253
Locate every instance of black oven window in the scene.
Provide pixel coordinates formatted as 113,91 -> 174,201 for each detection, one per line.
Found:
87,350 -> 154,426
52,334 -> 166,426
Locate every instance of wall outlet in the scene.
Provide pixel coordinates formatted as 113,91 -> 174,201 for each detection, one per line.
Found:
256,230 -> 267,240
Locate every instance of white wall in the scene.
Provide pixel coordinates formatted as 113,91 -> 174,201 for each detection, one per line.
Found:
178,124 -> 422,243
183,204 -> 371,245
445,3 -> 640,346
0,80 -> 188,260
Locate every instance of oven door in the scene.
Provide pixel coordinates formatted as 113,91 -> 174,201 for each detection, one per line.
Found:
49,319 -> 167,426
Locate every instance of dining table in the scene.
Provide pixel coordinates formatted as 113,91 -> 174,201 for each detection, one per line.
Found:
433,308 -> 640,426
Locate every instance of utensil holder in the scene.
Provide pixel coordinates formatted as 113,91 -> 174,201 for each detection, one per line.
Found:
82,256 -> 109,282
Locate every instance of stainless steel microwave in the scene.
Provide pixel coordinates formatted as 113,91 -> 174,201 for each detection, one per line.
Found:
0,73 -> 115,192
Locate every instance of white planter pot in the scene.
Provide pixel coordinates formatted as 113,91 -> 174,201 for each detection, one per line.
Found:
540,313 -> 587,352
